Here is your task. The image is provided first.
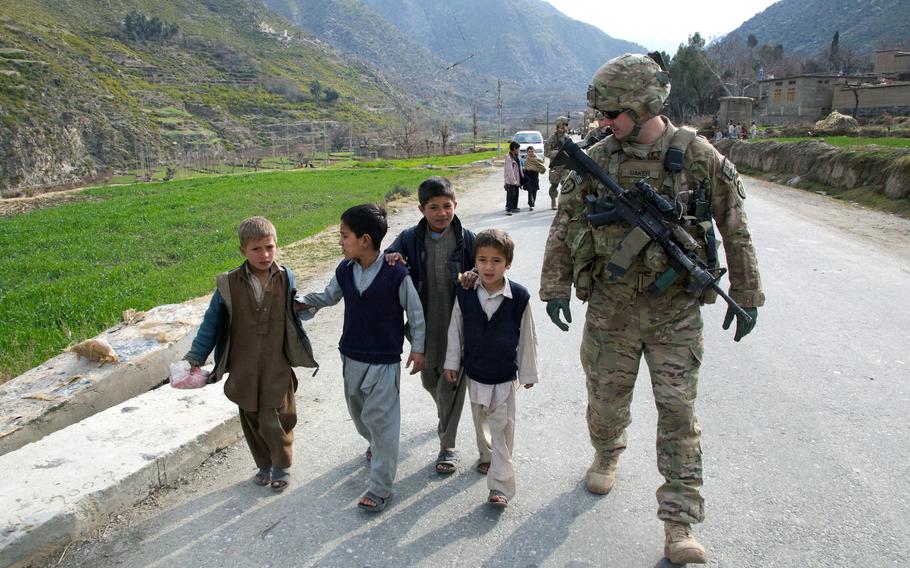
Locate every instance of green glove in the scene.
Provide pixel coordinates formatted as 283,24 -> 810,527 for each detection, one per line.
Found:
546,299 -> 572,332
722,306 -> 758,342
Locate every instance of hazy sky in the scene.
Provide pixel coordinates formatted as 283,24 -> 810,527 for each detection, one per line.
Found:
545,0 -> 780,54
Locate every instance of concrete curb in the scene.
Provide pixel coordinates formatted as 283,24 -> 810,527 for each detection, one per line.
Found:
0,383 -> 241,568
0,299 -> 208,456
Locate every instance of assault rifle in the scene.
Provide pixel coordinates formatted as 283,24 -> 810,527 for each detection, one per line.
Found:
551,138 -> 752,324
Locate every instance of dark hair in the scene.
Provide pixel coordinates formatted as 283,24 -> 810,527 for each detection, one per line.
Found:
341,203 -> 387,250
473,228 -> 514,264
509,141 -> 520,151
417,176 -> 456,206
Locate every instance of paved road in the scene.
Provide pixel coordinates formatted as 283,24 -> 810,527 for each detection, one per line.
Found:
46,170 -> 910,567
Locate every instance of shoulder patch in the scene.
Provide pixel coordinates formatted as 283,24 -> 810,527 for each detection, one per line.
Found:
735,176 -> 747,200
721,157 -> 746,200
560,172 -> 582,193
721,157 -> 736,181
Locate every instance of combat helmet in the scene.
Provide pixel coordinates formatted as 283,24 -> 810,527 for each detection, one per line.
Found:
587,53 -> 671,126
555,116 -> 569,127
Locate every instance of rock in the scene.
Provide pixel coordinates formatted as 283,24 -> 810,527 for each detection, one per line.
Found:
787,176 -> 801,186
67,338 -> 119,364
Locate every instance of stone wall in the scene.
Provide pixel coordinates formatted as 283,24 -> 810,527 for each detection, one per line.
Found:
716,139 -> 910,199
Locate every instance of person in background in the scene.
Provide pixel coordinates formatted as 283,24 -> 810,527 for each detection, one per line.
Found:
521,146 -> 546,211
503,141 -> 522,215
545,116 -> 570,210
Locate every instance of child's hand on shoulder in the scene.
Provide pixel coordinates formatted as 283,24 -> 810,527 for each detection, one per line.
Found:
443,369 -> 459,383
406,351 -> 425,375
385,252 -> 406,266
458,269 -> 478,289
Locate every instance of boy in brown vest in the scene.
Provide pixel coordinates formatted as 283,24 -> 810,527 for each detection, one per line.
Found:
184,216 -> 318,493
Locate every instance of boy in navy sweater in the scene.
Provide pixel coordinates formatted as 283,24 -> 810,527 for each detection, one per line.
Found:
443,229 -> 539,508
299,204 -> 425,512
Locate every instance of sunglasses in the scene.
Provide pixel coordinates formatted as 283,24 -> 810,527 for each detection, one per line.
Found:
602,109 -> 627,119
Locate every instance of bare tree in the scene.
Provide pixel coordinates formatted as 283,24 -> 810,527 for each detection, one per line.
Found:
389,115 -> 419,158
437,122 -> 451,155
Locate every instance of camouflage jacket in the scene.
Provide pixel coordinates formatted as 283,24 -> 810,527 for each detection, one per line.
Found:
539,117 -> 765,308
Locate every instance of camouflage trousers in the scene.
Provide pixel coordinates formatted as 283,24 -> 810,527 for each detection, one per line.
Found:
580,279 -> 705,524
548,181 -> 560,200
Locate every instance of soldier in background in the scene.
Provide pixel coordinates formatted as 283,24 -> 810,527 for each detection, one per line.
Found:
539,53 -> 764,564
544,116 -> 570,210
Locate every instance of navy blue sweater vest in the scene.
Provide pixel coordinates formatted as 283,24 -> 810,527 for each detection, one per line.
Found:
336,259 -> 408,364
456,281 -> 530,384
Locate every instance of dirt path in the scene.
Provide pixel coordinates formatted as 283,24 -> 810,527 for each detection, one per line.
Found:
745,175 -> 910,265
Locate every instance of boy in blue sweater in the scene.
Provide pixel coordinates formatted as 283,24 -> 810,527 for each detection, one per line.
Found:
384,176 -> 476,475
443,229 -> 539,509
299,204 -> 425,512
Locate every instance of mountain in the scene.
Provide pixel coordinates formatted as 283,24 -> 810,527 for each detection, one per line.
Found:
359,0 -> 645,88
258,0 -> 491,111
261,0 -> 646,123
721,0 -> 910,56
0,0 -> 407,191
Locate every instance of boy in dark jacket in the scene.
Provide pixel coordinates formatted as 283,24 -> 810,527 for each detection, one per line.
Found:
384,176 -> 476,475
185,216 -> 318,493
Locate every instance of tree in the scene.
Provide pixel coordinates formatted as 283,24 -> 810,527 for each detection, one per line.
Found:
309,80 -> 322,100
323,87 -> 339,103
122,11 -> 178,42
389,115 -> 420,158
437,122 -> 451,155
666,33 -> 726,122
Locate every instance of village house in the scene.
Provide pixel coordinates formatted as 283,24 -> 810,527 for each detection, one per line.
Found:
756,49 -> 910,124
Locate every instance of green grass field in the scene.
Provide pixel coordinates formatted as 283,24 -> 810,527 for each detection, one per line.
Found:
754,136 -> 910,149
345,151 -> 499,169
0,167 -> 443,382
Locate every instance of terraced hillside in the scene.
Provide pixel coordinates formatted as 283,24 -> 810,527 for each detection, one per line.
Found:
0,0 -> 408,191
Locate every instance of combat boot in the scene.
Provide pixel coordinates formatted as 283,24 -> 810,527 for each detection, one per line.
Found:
585,452 -> 617,495
664,520 -> 707,564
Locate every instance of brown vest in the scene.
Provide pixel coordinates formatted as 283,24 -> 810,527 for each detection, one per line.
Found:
224,269 -> 294,411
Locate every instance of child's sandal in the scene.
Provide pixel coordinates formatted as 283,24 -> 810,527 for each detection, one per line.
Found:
270,470 -> 290,493
477,461 -> 491,475
488,490 -> 508,508
252,469 -> 271,486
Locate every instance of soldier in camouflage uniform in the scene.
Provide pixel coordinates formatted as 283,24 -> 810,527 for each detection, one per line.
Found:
545,116 -> 570,210
539,53 -> 765,565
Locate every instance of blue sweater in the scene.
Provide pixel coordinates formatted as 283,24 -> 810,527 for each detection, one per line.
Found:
336,259 -> 408,364
456,282 -> 530,384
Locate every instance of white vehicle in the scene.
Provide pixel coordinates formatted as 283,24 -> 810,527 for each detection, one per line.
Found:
512,130 -> 544,160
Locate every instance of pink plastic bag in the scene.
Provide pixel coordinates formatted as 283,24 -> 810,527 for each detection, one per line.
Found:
169,361 -> 210,389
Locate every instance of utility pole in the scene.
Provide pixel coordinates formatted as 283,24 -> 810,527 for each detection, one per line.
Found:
323,122 -> 328,167
472,101 -> 478,152
285,119 -> 290,169
496,79 -> 502,155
